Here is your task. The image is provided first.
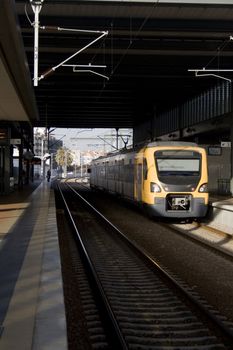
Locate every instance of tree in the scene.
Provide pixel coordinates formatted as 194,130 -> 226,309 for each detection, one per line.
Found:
55,147 -> 73,168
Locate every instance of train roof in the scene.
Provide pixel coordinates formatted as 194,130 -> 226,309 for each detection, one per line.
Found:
146,141 -> 198,148
91,141 -> 201,163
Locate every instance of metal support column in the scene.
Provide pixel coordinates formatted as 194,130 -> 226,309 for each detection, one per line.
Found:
30,0 -> 44,86
230,117 -> 233,195
0,127 -> 10,194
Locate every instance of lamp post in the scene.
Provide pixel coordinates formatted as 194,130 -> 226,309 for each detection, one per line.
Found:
41,136 -> 45,178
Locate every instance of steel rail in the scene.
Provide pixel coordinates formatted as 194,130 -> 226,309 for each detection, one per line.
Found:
57,182 -> 128,350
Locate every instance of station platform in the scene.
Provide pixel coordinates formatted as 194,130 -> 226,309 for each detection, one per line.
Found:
0,181 -> 67,350
207,194 -> 233,236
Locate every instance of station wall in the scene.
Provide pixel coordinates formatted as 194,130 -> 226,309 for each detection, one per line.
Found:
133,80 -> 233,195
134,80 -> 232,146
205,146 -> 231,194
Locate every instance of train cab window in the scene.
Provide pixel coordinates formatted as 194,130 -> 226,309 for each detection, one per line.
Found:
155,150 -> 201,177
143,158 -> 148,180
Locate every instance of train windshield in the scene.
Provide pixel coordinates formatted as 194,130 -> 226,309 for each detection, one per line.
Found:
155,150 -> 201,176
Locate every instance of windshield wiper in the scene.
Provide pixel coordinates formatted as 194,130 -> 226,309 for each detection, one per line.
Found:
160,172 -> 199,176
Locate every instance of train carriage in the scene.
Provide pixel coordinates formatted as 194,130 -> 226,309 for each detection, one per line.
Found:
90,142 -> 208,218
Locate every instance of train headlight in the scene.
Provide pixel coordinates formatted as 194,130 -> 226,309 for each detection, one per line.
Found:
199,183 -> 208,193
150,182 -> 161,193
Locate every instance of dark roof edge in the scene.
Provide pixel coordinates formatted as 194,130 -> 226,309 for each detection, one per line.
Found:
0,0 -> 38,122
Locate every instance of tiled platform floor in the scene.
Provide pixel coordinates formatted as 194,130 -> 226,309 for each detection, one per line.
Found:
0,181 -> 67,350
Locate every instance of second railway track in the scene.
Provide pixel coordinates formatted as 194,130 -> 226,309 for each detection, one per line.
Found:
56,180 -> 233,349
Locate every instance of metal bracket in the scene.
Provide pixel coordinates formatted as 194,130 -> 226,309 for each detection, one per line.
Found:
63,64 -> 109,80
188,35 -> 233,83
188,69 -> 232,83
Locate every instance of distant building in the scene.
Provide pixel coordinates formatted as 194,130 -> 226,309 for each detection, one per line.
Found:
34,128 -> 48,158
33,128 -> 63,177
71,149 -> 106,167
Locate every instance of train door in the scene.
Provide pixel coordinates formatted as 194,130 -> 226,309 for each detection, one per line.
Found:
120,159 -> 124,195
0,146 -> 5,194
135,163 -> 143,202
115,160 -> 118,193
106,161 -> 109,190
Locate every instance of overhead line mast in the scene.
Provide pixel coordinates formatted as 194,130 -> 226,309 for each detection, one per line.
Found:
30,0 -> 44,87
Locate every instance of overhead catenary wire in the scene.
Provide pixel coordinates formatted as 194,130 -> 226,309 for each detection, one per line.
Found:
110,0 -> 161,78
95,0 -> 161,101
204,38 -> 231,69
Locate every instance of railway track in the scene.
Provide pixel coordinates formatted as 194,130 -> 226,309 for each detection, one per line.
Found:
65,179 -> 233,261
56,180 -> 233,349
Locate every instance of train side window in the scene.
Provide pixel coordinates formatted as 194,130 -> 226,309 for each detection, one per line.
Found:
114,160 -> 118,180
120,159 -> 125,181
143,158 -> 148,180
106,161 -> 109,179
101,162 -> 105,177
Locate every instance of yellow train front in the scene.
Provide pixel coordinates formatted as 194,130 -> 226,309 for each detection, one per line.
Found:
90,142 -> 209,219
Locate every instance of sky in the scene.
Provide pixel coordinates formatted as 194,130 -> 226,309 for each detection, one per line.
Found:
51,128 -> 133,152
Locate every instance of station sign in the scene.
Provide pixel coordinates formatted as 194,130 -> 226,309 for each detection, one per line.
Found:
208,146 -> 222,156
221,142 -> 231,148
10,139 -> 21,145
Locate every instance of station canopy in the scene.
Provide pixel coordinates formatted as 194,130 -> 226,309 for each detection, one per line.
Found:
15,0 -> 233,129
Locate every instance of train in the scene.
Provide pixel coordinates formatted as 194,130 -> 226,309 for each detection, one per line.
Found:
90,141 -> 209,219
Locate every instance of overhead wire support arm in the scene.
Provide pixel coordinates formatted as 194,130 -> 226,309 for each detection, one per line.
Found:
188,35 -> 233,83
40,25 -> 107,35
71,70 -> 109,80
188,69 -> 232,83
63,64 -> 107,69
63,64 -> 109,80
38,30 -> 108,82
27,1 -> 109,85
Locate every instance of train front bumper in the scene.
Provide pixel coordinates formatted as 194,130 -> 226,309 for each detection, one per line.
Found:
144,197 -> 208,218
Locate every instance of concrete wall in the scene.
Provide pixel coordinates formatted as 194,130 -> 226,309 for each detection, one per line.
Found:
206,146 -> 230,193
